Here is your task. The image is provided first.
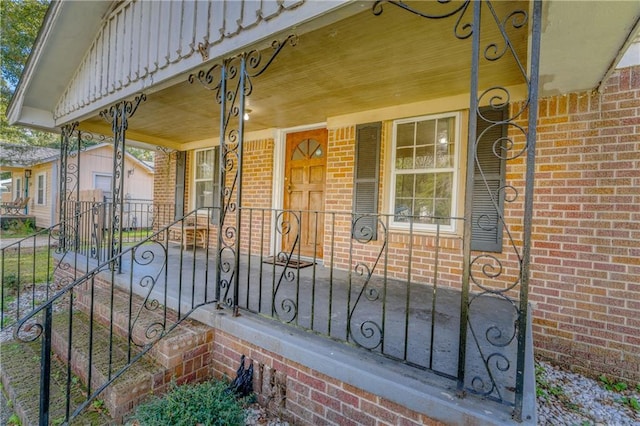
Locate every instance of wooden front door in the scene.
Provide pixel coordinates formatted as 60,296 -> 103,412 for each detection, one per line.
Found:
283,129 -> 327,258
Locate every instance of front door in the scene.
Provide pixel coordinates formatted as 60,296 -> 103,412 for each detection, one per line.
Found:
283,129 -> 327,258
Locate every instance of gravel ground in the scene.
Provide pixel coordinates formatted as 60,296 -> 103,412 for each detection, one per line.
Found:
536,360 -> 640,425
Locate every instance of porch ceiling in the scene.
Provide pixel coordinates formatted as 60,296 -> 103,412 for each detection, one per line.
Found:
71,0 -> 639,149
78,1 -> 530,148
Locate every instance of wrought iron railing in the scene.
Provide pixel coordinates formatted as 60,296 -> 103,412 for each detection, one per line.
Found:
3,205 -> 529,423
1,200 -> 174,332
6,208 -> 214,424
218,207 -> 523,409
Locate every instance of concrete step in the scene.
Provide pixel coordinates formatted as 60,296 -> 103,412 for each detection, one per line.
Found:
0,339 -> 112,426
74,278 -> 213,373
51,310 -> 166,422
2,280 -> 215,423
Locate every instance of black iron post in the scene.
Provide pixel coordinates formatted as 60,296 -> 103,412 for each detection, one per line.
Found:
458,0 -> 482,392
38,304 -> 53,426
514,0 -> 542,421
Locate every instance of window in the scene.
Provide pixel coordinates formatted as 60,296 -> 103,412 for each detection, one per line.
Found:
391,112 -> 459,230
193,147 -> 220,210
15,177 -> 22,199
194,148 -> 213,209
36,173 -> 46,205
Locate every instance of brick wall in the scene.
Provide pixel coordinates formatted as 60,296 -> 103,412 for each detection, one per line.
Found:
211,328 -> 444,426
525,65 -> 640,382
152,67 -> 639,383
153,150 -> 177,228
239,139 -> 274,255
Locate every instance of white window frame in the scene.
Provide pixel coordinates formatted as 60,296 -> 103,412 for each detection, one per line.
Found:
36,172 -> 47,206
389,111 -> 460,233
193,147 -> 216,210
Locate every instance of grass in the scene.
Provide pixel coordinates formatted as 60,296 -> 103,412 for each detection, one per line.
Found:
1,246 -> 55,288
128,380 -> 248,426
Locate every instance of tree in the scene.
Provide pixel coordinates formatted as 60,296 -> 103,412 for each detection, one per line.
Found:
0,0 -> 58,146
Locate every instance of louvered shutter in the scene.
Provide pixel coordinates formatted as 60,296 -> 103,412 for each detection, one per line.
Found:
174,151 -> 186,220
352,122 -> 381,241
470,107 -> 507,252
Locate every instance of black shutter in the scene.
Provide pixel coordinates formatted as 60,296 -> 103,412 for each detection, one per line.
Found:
352,122 -> 381,241
470,106 -> 507,252
174,151 -> 186,220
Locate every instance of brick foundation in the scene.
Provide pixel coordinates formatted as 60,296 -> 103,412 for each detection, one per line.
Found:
210,328 -> 445,426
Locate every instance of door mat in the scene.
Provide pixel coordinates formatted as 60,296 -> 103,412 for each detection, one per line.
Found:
262,256 -> 314,269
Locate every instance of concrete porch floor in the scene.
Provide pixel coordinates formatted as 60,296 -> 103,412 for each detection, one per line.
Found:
67,240 -> 536,424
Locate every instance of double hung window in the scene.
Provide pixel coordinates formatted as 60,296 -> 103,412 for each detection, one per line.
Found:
193,147 -> 220,211
391,113 -> 459,230
36,173 -> 47,205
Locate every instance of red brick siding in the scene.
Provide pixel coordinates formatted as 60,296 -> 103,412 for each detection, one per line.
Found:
524,66 -> 640,382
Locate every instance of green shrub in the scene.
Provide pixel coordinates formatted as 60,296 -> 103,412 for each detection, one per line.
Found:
129,380 -> 246,426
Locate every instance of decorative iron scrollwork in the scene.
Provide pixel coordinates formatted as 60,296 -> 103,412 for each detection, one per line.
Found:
347,216 -> 387,350
189,36 -> 297,314
374,1 -> 541,418
99,95 -> 146,270
272,211 -> 301,324
373,0 -> 473,40
129,240 -> 169,347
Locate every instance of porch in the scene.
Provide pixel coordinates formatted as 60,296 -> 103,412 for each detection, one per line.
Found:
56,206 -> 536,424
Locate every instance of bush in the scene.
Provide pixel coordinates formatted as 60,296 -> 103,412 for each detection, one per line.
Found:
129,380 -> 246,426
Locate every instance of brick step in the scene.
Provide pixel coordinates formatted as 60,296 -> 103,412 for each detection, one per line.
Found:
0,339 -> 112,426
74,279 -> 213,371
51,310 -> 167,422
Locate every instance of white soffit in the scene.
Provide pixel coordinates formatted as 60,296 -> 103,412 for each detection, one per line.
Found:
23,1 -> 112,111
539,0 -> 640,95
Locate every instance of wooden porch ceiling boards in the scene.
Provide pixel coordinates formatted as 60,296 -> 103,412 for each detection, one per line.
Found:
79,1 -> 529,148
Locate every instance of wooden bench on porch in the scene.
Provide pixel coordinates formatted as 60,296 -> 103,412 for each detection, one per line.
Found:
168,218 -> 209,249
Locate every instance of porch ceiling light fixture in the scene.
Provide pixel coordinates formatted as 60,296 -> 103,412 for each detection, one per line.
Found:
243,109 -> 252,121
24,169 -> 32,178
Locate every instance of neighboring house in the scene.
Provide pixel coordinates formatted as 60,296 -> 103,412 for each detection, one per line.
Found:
0,142 -> 154,228
5,1 -> 640,425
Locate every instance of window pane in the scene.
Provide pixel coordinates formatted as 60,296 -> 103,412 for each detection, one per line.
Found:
396,147 -> 414,169
414,199 -> 434,223
396,123 -> 415,147
195,150 -> 213,179
434,198 -> 451,221
395,174 -> 414,198
196,181 -> 213,208
416,120 -> 435,146
435,118 -> 455,168
394,198 -> 412,221
435,173 -> 452,199
415,146 -> 434,169
415,173 -> 435,199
